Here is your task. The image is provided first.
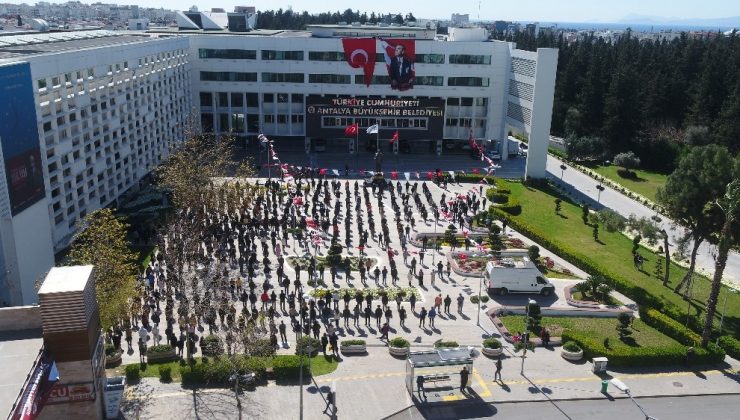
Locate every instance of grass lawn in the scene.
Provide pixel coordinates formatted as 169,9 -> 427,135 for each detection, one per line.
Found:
583,163 -> 668,202
111,354 -> 339,383
493,179 -> 740,338
499,315 -> 681,349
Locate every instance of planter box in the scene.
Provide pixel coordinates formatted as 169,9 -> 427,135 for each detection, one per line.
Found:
340,344 -> 367,355
481,347 -> 503,358
389,346 -> 409,357
105,352 -> 122,368
146,349 -> 178,363
561,348 -> 584,362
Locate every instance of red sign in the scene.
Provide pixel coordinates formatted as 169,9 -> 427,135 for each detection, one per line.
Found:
47,383 -> 95,404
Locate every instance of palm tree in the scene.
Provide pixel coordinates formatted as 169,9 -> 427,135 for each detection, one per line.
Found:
701,180 -> 740,347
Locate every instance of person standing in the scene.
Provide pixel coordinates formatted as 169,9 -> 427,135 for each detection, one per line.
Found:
443,295 -> 452,315
460,366 -> 469,391
374,305 -> 383,329
457,293 -> 464,313
494,357 -> 503,382
416,375 -> 425,396
399,307 -> 407,327
279,320 -> 287,343
428,306 -> 437,328
321,333 -> 329,355
419,307 -> 427,328
409,293 -> 417,312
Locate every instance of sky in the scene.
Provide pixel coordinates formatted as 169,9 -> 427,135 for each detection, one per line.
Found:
6,0 -> 740,23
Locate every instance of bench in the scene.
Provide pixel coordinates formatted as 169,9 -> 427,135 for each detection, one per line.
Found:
422,374 -> 450,384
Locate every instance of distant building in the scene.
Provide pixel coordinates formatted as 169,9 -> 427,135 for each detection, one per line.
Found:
451,13 -> 469,26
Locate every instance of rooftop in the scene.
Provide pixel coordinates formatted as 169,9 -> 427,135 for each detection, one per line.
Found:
0,330 -> 43,418
0,30 -> 163,61
37,265 -> 93,295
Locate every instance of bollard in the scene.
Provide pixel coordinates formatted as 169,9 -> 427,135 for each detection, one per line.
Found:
601,380 -> 609,393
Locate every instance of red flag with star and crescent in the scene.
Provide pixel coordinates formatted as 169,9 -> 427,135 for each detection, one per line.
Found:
342,38 -> 376,87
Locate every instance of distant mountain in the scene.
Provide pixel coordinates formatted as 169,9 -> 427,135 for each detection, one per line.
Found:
618,13 -> 740,28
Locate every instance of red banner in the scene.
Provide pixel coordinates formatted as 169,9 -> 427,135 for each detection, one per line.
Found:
342,38 -> 376,87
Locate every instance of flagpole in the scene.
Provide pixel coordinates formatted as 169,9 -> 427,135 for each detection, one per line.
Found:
376,118 -> 379,152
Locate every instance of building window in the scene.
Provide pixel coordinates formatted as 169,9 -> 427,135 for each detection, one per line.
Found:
277,115 -> 288,124
200,71 -> 257,82
460,97 -> 474,106
291,114 -> 304,124
198,48 -> 256,59
231,93 -> 244,107
263,93 -> 274,103
200,92 -> 213,106
262,73 -> 305,83
308,51 -> 345,61
475,97 -> 488,106
37,79 -> 47,90
448,77 -> 489,87
415,76 -> 444,86
231,113 -> 245,131
264,115 -> 275,123
353,75 -> 391,85
445,118 -> 458,127
449,54 -> 491,65
446,98 -> 459,106
415,54 -> 445,64
291,94 -> 304,104
308,74 -> 351,84
246,93 -> 258,107
261,50 -> 304,61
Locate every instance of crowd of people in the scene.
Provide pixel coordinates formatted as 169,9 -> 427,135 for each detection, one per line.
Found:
106,176 -> 488,363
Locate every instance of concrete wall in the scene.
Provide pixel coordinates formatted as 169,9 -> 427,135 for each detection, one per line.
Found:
524,47 -> 558,179
0,305 -> 42,330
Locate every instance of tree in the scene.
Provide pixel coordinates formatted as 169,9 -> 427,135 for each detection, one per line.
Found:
527,245 -> 540,262
592,223 -> 599,241
613,151 -> 641,176
589,208 -> 626,233
597,283 -> 613,303
631,235 -> 642,254
627,215 -> 671,286
67,209 -> 138,331
527,301 -> 542,330
585,275 -> 605,297
701,180 -> 740,347
617,312 -> 633,339
581,203 -> 590,224
656,145 -> 735,298
564,136 -> 605,161
554,198 -> 562,214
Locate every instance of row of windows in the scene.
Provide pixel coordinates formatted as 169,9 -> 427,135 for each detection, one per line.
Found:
200,71 -> 258,82
445,118 -> 486,127
323,117 -> 428,129
197,48 -> 486,65
200,71 -> 488,87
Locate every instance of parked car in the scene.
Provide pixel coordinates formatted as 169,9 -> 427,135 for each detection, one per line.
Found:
485,150 -> 502,161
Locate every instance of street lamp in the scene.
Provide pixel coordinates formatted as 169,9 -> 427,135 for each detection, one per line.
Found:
520,298 -> 537,375
559,164 -> 567,180
476,270 -> 485,326
610,378 -> 658,420
596,184 -> 605,203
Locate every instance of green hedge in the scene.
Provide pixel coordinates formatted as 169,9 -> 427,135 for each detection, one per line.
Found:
455,174 -> 498,184
640,308 -> 701,346
561,330 -> 724,367
158,365 -> 172,382
273,355 -> 310,381
341,339 -> 366,346
180,357 -> 268,385
490,193 -> 509,204
718,335 -> 740,360
489,206 -> 703,333
295,336 -> 321,356
434,341 -> 459,348
482,338 -> 501,349
125,364 -> 141,382
147,344 -> 174,354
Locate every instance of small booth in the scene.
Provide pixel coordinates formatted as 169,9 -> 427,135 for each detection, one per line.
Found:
405,348 -> 474,395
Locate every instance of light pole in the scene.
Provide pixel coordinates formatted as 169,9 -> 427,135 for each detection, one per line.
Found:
520,298 -> 536,375
559,164 -> 566,180
476,270 -> 485,326
596,184 -> 605,203
716,287 -> 738,345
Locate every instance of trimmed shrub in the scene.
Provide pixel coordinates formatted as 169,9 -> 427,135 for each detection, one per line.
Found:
435,341 -> 459,348
483,338 -> 501,349
562,341 -> 582,353
273,355 -> 309,381
341,339 -> 366,346
179,356 -> 268,385
147,344 -> 174,354
296,336 -> 321,356
639,308 -> 701,346
105,344 -> 119,357
389,337 -> 410,348
158,365 -> 172,382
491,193 -> 509,204
561,331 -> 724,367
718,335 -> 740,360
125,364 -> 141,382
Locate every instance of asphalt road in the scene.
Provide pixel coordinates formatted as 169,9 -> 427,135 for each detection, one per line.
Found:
545,155 -> 740,287
389,394 -> 739,420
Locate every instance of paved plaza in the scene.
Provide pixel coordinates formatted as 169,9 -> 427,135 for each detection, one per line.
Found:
113,175 -> 740,419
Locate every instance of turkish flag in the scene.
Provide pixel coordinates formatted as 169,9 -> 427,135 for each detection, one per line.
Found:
389,130 -> 399,144
344,123 -> 358,136
319,168 -> 327,176
342,38 -> 376,87
426,171 -> 434,180
391,171 -> 398,180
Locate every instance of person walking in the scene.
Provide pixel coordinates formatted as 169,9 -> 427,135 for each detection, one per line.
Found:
416,375 -> 425,397
321,333 -> 329,355
434,294 -> 442,312
279,320 -> 287,343
460,366 -> 469,392
379,322 -> 390,341
428,306 -> 437,328
323,390 -> 335,415
419,307 -> 427,328
494,357 -> 503,382
399,307 -> 407,327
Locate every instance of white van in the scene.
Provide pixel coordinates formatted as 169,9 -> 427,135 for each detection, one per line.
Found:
485,257 -> 555,296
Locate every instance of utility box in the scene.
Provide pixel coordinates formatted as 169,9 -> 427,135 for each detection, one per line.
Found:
592,357 -> 608,373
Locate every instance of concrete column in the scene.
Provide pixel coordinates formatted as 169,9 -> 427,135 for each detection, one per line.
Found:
525,48 -> 559,179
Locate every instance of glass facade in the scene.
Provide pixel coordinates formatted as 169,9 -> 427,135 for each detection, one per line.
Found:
449,54 -> 491,65
308,74 -> 352,84
261,50 -> 304,60
198,48 -> 256,59
200,71 -> 257,82
448,77 -> 489,87
262,73 -> 305,83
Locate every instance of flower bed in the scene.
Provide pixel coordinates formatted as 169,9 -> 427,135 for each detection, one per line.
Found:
309,286 -> 420,302
146,344 -> 178,363
287,255 -> 378,272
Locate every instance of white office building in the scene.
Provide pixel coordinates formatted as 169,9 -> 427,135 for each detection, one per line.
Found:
0,30 -> 190,305
0,22 -> 556,306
